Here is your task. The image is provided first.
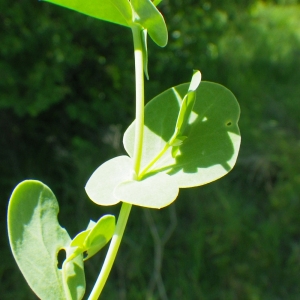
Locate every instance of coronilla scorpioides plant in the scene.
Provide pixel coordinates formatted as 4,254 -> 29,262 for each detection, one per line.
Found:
7,0 -> 241,299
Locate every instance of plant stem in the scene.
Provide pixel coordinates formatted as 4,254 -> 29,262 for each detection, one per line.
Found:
87,203 -> 132,300
132,24 -> 145,176
88,24 -> 145,299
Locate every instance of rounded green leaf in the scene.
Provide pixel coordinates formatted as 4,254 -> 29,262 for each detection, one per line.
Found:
43,0 -> 133,27
123,81 -> 241,188
7,180 -> 85,300
85,155 -> 132,206
115,172 -> 179,209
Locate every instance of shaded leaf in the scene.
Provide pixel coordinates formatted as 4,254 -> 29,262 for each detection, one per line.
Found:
7,180 -> 85,300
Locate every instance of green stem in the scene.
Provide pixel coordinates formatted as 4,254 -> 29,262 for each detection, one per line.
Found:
88,24 -> 145,299
132,24 -> 145,177
87,203 -> 132,300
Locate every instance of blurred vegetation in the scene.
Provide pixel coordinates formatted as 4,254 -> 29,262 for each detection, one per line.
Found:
1,0 -> 300,299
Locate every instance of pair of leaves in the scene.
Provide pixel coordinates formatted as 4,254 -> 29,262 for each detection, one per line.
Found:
67,215 -> 115,262
42,0 -> 168,47
85,73 -> 241,209
7,180 -> 115,300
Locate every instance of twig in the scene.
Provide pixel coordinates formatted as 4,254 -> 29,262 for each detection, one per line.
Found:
144,205 -> 177,300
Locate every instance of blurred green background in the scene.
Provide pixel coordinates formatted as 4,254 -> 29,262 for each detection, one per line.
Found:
1,0 -> 300,299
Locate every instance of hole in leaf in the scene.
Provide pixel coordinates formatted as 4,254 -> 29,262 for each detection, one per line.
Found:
226,121 -> 232,126
57,248 -> 66,270
83,251 -> 88,259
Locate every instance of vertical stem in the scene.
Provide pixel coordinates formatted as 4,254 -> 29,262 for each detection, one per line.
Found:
132,24 -> 145,176
88,203 -> 132,300
88,24 -> 145,299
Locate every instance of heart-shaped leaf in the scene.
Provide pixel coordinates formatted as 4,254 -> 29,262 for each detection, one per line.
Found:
8,180 -> 85,300
123,81 -> 241,189
68,215 -> 115,261
42,0 -> 133,27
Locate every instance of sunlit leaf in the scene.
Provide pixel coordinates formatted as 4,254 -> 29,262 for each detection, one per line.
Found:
124,81 -> 241,189
131,0 -> 168,46
42,0 -> 133,27
42,0 -> 168,46
88,79 -> 240,209
115,172 -> 179,208
83,215 -> 115,259
85,155 -> 132,206
68,215 -> 115,261
8,180 -> 85,300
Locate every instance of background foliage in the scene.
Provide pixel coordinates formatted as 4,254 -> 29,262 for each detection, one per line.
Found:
1,0 -> 300,299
